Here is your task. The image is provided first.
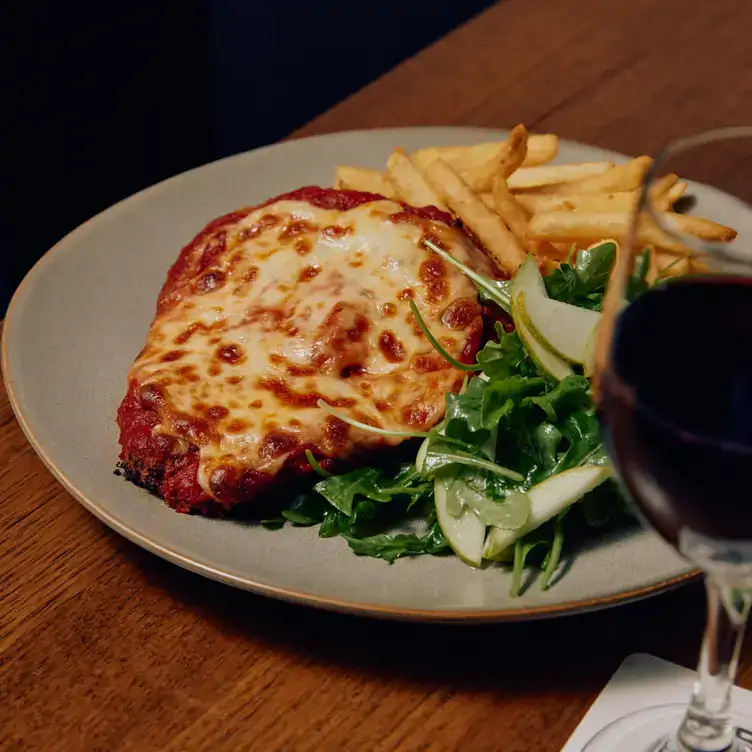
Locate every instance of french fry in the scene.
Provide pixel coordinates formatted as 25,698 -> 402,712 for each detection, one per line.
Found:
527,240 -> 572,261
507,161 -> 613,190
646,247 -> 663,284
461,124 -> 528,192
337,127 -> 736,287
528,211 -> 737,253
551,157 -> 652,196
491,174 -> 530,245
424,158 -> 526,276
515,192 -> 570,214
333,166 -> 397,198
386,149 -> 447,210
412,133 -> 559,175
480,192 -> 495,210
524,134 -> 559,167
663,181 -> 688,210
689,256 -> 713,275
516,190 -> 638,215
517,177 -> 677,215
650,173 -> 679,197
653,250 -> 692,279
536,254 -> 561,274
650,175 -> 681,211
662,213 -> 737,242
653,250 -> 713,281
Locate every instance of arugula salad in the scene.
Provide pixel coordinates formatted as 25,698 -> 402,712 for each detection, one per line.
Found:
263,240 -> 650,596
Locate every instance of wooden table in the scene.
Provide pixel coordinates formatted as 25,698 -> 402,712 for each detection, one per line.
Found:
2,1 -> 751,749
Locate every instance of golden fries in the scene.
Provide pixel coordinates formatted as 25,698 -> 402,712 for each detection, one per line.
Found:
333,125 -> 737,285
535,254 -> 561,274
491,175 -> 529,245
528,211 -> 737,253
516,190 -> 639,215
424,158 -> 526,276
507,161 -> 613,190
661,213 -> 737,243
663,181 -> 688,210
525,211 -> 638,246
649,250 -> 693,281
386,149 -> 447,210
479,192 -> 495,210
688,256 -> 713,275
550,157 -> 652,196
654,252 -> 712,279
650,173 -> 679,197
461,124 -> 529,192
412,133 -> 558,176
516,177 -> 680,215
523,134 -> 559,167
334,166 -> 396,198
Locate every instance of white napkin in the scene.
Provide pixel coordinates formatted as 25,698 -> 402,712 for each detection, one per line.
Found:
562,653 -> 752,751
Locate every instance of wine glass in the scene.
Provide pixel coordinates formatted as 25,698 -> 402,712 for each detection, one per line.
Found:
586,127 -> 752,752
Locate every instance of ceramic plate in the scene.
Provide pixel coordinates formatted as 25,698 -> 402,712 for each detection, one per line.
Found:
8,126 -> 735,622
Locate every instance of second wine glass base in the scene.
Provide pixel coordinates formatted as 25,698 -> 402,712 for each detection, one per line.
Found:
582,703 -> 752,752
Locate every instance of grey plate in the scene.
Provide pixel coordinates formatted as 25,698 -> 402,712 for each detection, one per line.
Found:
9,126 -> 739,622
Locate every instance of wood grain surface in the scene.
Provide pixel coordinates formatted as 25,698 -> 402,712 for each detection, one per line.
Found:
2,0 -> 752,749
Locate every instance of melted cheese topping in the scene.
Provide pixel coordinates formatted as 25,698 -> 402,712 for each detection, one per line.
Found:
130,198 -> 486,499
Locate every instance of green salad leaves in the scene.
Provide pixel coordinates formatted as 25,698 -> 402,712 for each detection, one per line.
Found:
266,241 -> 634,594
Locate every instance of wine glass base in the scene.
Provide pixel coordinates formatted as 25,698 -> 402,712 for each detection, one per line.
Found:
582,704 -> 752,751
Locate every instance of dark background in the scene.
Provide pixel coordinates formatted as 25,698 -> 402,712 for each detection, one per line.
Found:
1,1 -> 495,314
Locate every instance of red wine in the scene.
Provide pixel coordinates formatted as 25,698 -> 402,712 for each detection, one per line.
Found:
602,276 -> 752,546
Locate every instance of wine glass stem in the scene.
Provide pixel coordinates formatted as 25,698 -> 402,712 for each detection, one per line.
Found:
677,579 -> 751,751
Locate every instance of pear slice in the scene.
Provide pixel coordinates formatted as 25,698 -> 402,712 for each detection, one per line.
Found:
514,299 -> 574,381
583,321 -> 599,377
513,255 -> 600,365
512,255 -> 548,298
435,477 -> 486,567
520,294 -> 600,365
510,257 -> 573,381
482,465 -> 611,560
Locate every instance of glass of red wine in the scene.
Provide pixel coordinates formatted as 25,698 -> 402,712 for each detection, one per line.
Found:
585,127 -> 752,752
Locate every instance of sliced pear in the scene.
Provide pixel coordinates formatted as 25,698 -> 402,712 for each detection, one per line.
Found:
514,307 -> 574,381
519,293 -> 600,364
513,254 -> 600,365
453,482 -> 531,529
482,465 -> 611,560
583,321 -> 599,377
510,257 -> 573,381
513,255 -> 548,298
435,477 -> 486,567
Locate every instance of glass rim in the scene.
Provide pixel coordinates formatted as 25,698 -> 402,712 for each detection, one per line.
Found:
640,125 -> 752,267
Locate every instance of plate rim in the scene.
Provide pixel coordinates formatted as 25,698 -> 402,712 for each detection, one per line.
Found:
1,126 -> 698,622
